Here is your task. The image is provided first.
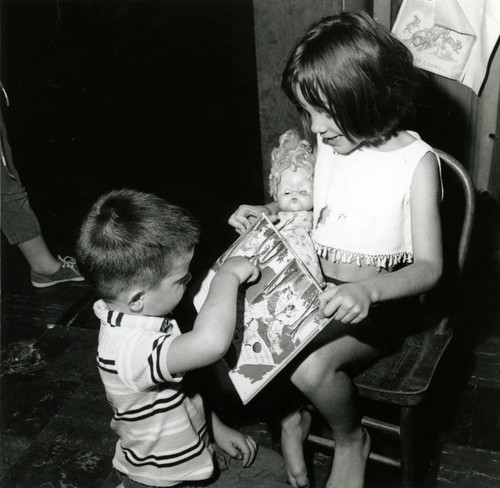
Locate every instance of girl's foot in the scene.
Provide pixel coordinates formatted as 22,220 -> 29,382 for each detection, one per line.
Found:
280,408 -> 312,488
326,427 -> 371,488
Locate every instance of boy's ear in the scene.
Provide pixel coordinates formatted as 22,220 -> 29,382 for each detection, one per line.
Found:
128,289 -> 145,313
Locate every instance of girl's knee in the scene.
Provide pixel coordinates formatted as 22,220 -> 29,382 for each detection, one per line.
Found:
291,350 -> 339,391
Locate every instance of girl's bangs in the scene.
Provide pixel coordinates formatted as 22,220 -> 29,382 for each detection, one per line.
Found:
295,72 -> 330,114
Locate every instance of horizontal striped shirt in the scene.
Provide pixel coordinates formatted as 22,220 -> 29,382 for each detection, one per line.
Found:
94,300 -> 214,487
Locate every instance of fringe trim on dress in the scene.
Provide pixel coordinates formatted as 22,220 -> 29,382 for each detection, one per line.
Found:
314,242 -> 413,270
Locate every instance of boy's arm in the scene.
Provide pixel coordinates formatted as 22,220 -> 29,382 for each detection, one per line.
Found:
167,257 -> 258,374
211,411 -> 257,468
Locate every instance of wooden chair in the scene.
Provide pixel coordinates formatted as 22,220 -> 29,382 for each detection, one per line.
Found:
307,149 -> 476,487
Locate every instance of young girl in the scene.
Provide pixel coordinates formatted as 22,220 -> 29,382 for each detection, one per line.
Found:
228,11 -> 443,488
269,129 -> 323,284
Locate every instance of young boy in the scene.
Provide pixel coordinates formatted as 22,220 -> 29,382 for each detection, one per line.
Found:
76,189 -> 288,488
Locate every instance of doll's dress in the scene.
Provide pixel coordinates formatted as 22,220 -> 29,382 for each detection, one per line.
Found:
276,210 -> 324,285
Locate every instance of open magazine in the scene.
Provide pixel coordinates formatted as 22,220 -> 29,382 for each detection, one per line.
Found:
192,214 -> 330,405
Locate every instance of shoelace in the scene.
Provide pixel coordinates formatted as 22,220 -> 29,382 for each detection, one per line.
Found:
57,255 -> 78,271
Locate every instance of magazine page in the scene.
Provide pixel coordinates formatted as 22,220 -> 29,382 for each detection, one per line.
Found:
192,214 -> 330,404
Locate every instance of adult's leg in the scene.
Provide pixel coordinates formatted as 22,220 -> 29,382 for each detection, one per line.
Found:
17,234 -> 62,275
1,126 -> 61,275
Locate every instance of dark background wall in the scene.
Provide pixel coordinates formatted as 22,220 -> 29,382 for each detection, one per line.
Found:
3,0 -> 499,277
1,0 -> 263,277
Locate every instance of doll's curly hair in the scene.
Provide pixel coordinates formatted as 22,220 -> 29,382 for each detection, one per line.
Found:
269,129 -> 315,199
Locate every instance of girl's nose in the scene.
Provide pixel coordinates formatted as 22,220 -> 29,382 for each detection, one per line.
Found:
310,113 -> 327,134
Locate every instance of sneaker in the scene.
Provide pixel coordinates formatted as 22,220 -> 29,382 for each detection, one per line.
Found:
31,255 -> 85,288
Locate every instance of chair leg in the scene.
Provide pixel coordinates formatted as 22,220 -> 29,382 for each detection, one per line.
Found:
400,406 -> 417,488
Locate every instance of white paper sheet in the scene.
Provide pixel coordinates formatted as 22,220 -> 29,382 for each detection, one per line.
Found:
392,0 -> 500,94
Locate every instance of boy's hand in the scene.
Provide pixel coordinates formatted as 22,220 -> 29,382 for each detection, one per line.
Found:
228,204 -> 276,235
213,420 -> 257,468
317,282 -> 372,324
218,256 -> 260,285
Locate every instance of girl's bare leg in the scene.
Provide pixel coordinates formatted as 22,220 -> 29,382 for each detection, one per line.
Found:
290,335 -> 377,488
280,407 -> 312,487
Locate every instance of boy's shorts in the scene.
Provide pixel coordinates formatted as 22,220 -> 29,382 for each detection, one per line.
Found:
115,445 -> 289,488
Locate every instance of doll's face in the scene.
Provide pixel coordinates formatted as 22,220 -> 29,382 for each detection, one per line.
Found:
276,167 -> 313,212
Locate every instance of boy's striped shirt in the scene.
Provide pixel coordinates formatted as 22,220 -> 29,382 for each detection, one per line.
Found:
94,300 -> 214,487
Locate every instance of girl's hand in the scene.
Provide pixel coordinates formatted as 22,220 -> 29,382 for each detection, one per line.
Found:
212,419 -> 257,468
218,256 -> 260,285
228,204 -> 276,235
318,282 -> 372,324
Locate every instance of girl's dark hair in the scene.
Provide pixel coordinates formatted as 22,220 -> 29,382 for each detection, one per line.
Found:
76,189 -> 200,301
282,11 -> 423,145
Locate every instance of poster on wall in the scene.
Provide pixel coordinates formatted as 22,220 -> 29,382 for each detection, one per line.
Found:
392,0 -> 500,94
392,0 -> 476,82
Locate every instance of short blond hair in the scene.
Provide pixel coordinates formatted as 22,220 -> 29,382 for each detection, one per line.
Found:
269,129 -> 315,199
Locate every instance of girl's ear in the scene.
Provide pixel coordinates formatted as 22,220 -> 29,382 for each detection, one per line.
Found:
128,289 -> 145,313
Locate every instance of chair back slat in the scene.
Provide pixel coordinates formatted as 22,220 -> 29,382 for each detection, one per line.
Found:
431,149 -> 475,333
434,149 -> 476,274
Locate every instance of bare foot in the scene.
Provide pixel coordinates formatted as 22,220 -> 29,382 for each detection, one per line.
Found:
326,427 -> 371,488
280,409 -> 312,488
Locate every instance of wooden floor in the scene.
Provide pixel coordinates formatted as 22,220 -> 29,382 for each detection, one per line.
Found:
1,238 -> 499,488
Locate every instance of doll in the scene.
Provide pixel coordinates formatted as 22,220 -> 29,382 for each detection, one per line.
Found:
269,130 -> 324,285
